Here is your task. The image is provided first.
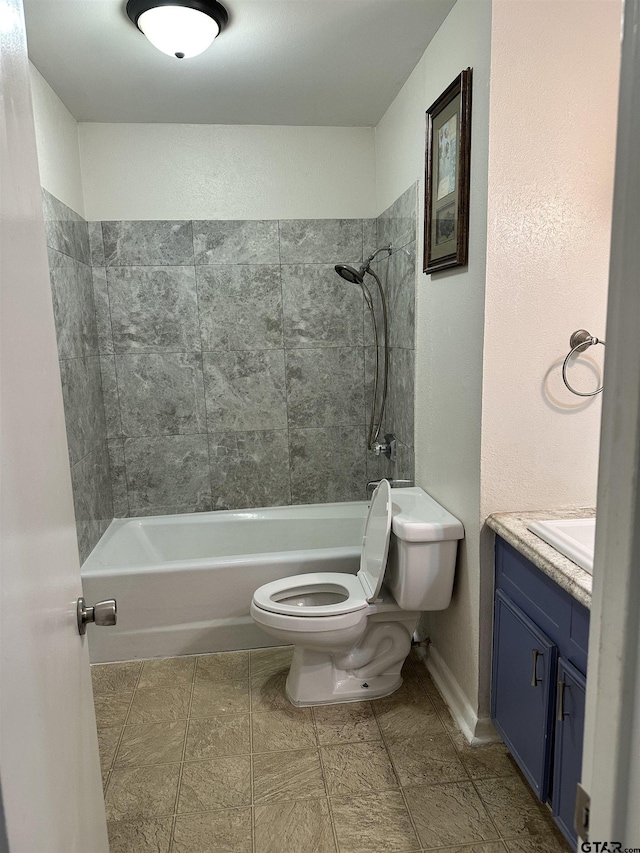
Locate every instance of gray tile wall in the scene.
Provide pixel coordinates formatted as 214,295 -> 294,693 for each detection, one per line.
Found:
91,217 -> 374,515
42,189 -> 114,563
367,183 -> 418,485
45,183 -> 417,532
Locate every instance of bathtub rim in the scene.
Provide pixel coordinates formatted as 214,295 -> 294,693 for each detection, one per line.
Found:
81,544 -> 363,578
82,499 -> 370,575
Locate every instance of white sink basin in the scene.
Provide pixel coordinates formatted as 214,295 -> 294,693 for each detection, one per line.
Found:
527,518 -> 595,574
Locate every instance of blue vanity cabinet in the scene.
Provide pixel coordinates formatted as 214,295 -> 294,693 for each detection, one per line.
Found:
492,536 -> 590,849
552,658 -> 587,848
492,590 -> 557,800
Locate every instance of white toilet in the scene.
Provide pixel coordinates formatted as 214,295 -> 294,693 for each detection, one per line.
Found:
250,481 -> 464,706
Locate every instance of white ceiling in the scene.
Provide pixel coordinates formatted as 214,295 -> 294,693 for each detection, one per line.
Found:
23,0 -> 456,125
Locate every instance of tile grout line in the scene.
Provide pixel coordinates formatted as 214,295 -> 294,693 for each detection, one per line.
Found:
362,218 -> 367,463
370,694 -> 424,849
168,656 -> 198,853
278,219 -> 295,508
94,343 -> 376,355
57,352 -> 105,365
99,225 -> 123,447
248,650 -> 256,853
311,706 -> 341,853
469,774 -> 509,843
467,773 -> 548,846
105,361 -> 131,520
102,660 -> 145,812
194,271 -> 217,515
418,845 -> 506,853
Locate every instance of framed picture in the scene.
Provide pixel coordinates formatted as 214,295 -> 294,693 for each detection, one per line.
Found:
423,68 -> 472,274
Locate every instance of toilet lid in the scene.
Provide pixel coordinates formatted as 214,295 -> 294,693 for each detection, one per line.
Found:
356,479 -> 392,602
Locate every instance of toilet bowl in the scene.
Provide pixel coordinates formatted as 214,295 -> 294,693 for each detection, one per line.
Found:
250,481 -> 464,706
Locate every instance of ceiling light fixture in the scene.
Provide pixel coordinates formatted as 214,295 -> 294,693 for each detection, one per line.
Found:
126,0 -> 228,59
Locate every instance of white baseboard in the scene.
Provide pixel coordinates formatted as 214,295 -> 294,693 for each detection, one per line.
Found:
414,643 -> 501,745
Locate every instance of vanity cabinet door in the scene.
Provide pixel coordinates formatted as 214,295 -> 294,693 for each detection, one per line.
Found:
552,658 -> 586,847
492,590 -> 557,801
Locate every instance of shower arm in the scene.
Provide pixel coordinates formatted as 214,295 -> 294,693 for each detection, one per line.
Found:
364,244 -> 392,268
363,266 -> 389,449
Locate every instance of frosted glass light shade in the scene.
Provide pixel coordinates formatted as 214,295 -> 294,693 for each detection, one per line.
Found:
138,5 -> 220,58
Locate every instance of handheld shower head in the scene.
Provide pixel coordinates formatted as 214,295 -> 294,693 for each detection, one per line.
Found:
334,263 -> 365,284
335,263 -> 374,313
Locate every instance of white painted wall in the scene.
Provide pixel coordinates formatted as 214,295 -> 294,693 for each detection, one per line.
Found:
375,0 -> 493,737
30,70 -> 376,221
78,123 -> 376,221
374,0 -> 620,734
29,63 -> 84,217
481,0 -> 620,515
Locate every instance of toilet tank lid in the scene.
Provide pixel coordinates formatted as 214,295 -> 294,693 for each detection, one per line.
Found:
390,488 -> 464,543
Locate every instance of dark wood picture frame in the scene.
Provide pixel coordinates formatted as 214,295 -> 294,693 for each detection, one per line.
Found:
423,68 -> 472,274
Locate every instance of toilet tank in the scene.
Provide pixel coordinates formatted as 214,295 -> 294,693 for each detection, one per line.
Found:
384,488 -> 464,611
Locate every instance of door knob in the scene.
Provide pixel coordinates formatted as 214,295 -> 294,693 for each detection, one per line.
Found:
77,597 -> 117,635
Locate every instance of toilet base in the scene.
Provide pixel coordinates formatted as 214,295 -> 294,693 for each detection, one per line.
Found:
284,615 -> 416,706
286,646 -> 404,706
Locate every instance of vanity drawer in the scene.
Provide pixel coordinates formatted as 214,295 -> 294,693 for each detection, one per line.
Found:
496,539 -> 571,646
496,537 -> 589,673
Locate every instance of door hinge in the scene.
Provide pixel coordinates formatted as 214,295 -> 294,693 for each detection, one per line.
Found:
574,783 -> 590,841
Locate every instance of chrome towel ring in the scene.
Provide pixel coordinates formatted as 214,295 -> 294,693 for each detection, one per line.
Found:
562,329 -> 606,397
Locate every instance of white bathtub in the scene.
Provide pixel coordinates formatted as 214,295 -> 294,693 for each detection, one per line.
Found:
81,501 -> 368,663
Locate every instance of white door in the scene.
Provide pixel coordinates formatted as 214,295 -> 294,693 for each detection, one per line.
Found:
581,0 -> 640,844
0,0 -> 109,850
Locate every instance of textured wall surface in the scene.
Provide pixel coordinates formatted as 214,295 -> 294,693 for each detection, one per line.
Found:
42,189 -> 113,562
30,64 -> 85,217
478,0 -> 620,723
482,0 -> 619,513
79,123 -> 376,222
88,188 -> 416,518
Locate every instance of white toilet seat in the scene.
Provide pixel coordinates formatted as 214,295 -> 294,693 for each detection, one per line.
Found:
249,598 -> 369,634
252,481 -> 393,620
252,572 -> 369,617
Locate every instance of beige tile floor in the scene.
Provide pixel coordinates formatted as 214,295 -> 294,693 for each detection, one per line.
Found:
93,647 -> 571,853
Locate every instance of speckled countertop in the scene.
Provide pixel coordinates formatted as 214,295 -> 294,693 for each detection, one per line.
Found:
486,507 -> 595,609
